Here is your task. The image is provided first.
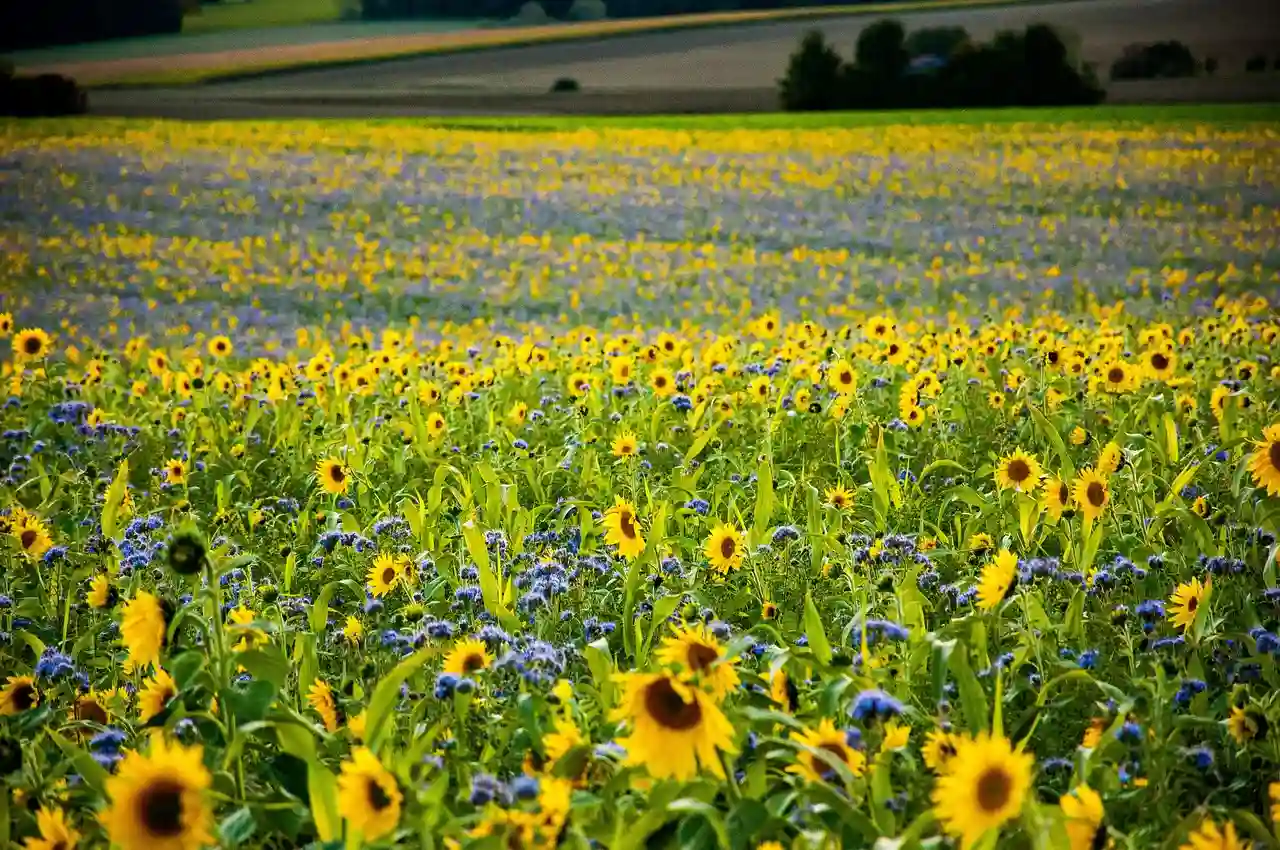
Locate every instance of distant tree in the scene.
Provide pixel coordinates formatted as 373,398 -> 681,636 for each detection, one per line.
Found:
1110,41 -> 1197,79
778,30 -> 845,111
855,19 -> 908,79
566,0 -> 607,20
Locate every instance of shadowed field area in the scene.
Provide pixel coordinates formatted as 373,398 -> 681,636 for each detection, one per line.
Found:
76,0 -> 1280,116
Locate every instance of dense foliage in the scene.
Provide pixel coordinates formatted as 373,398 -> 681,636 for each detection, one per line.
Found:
1109,41 -> 1199,81
0,0 -> 183,52
780,22 -> 1104,111
0,118 -> 1278,850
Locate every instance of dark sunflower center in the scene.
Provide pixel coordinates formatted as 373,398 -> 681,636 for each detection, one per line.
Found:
643,677 -> 702,731
12,683 -> 36,711
1107,367 -> 1124,384
655,376 -> 667,388
686,642 -> 719,673
1151,353 -> 1169,370
940,742 -> 957,760
619,511 -> 637,539
833,495 -> 846,507
1187,596 -> 1198,612
330,466 -> 345,483
1269,440 -> 1280,472
1086,481 -> 1106,507
76,698 -> 108,724
138,780 -> 185,836
976,766 -> 1012,812
20,529 -> 37,549
1007,459 -> 1030,482
381,567 -> 396,585
839,370 -> 852,385
462,653 -> 484,673
817,743 -> 848,777
719,537 -> 736,559
23,336 -> 41,355
1047,350 -> 1060,364
367,778 -> 393,812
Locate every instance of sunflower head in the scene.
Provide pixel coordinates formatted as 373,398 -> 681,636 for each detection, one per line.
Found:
788,718 -> 866,784
316,457 -> 349,495
100,736 -> 212,850
0,675 -> 39,716
931,733 -> 1034,849
443,638 -> 492,676
336,747 -> 403,842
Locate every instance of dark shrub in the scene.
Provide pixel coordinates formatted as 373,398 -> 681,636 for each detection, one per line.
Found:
1245,54 -> 1267,72
0,74 -> 89,117
904,26 -> 969,60
1110,41 -> 1197,79
778,30 -> 845,111
549,77 -> 580,92
856,19 -> 909,79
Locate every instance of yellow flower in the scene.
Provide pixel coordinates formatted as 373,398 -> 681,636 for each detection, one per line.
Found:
337,747 -> 402,842
611,671 -> 736,781
655,623 -> 740,701
206,335 -> 233,358
1179,818 -> 1247,850
1248,423 -> 1280,497
976,549 -> 1018,612
307,679 -> 341,733
227,607 -> 266,653
1043,478 -> 1073,521
121,591 -> 167,671
13,328 -> 51,360
1098,441 -> 1125,475
827,360 -> 857,394
344,615 -> 365,645
704,523 -> 745,574
12,515 -> 53,560
138,668 -> 177,723
315,457 -> 349,495
649,367 -> 675,397
99,736 -> 213,850
23,806 -> 81,850
611,432 -> 639,458
367,553 -> 402,597
1168,576 -> 1210,633
1072,468 -> 1110,525
1060,785 -> 1105,850
602,497 -> 645,560
881,721 -> 911,752
0,675 -> 39,716
788,717 -> 865,784
931,733 -> 1034,849
923,728 -> 960,773
1227,705 -> 1267,744
825,485 -> 854,511
442,638 -> 492,676
995,450 -> 1042,493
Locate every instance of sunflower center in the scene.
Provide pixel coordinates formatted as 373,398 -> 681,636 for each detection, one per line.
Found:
839,370 -> 852,385
462,652 -> 484,673
976,766 -> 1012,813
686,642 -> 719,673
12,683 -> 36,711
23,336 -> 42,355
367,778 -> 393,812
1270,440 -> 1280,472
1187,596 -> 1198,613
138,780 -> 185,837
76,698 -> 109,724
1007,459 -> 1030,482
643,677 -> 703,731
719,537 -> 736,560
1058,483 -> 1070,504
1086,481 -> 1106,507
381,567 -> 396,585
655,376 -> 667,388
816,742 -> 848,777
20,529 -> 37,549
619,511 -> 637,540
1151,353 -> 1169,370
330,466 -> 345,483
1107,367 -> 1124,384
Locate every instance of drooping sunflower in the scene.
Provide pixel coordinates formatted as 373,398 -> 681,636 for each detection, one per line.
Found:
1248,424 -> 1280,497
976,549 -> 1018,612
24,806 -> 82,850
825,485 -> 854,511
788,718 -> 866,784
611,671 -> 736,780
1168,576 -> 1210,633
761,600 -> 779,620
121,591 -> 167,671
655,623 -> 740,701
995,449 -> 1042,493
12,515 -> 53,560
0,675 -> 39,715
1178,818 -> 1247,850
138,668 -> 177,723
100,736 -> 212,850
611,432 -> 639,459
307,679 -> 341,733
336,747 -> 402,842
316,457 -> 349,495
705,524 -> 745,575
1060,785 -> 1105,850
443,638 -> 492,676
367,553 -> 401,597
923,728 -> 960,773
1043,478 -> 1073,521
88,573 -> 118,609
602,497 -> 646,560
931,733 -> 1034,849
13,328 -> 51,360
1072,468 -> 1110,525
1227,705 -> 1268,744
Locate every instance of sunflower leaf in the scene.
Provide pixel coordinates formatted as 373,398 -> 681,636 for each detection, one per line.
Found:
364,647 -> 433,752
48,730 -> 108,794
100,458 -> 128,542
948,643 -> 989,734
803,591 -> 832,665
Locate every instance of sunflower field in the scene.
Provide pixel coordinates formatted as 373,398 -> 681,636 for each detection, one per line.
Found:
0,114 -> 1279,850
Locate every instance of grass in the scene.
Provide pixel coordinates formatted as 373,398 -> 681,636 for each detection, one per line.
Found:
181,0 -> 346,35
67,0 -> 1060,87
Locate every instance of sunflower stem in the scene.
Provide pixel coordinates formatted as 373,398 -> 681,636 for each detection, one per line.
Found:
718,749 -> 742,802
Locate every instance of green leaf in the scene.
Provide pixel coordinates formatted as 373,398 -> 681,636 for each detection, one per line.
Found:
223,680 -> 276,724
308,581 -> 340,636
48,731 -> 109,794
1064,589 -> 1085,641
101,458 -> 129,541
684,418 -> 721,466
752,456 -> 774,543
170,650 -> 206,690
1030,406 -> 1073,479
930,638 -> 955,704
949,644 -> 990,734
309,762 -> 342,843
803,591 -> 832,665
667,799 -> 730,850
235,646 -> 290,689
584,638 -> 615,709
219,807 -> 257,846
365,648 -> 432,752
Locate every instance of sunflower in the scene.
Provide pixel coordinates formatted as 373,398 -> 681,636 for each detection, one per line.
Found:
13,328 -> 51,360
0,312 -> 11,336
12,515 -> 53,560
0,675 -> 39,715
825,485 -> 854,511
1168,576 -> 1210,633
761,601 -> 779,620
1227,705 -> 1267,744
881,721 -> 911,752
336,747 -> 403,842
1098,360 -> 1134,393
923,728 -> 960,773
121,591 -> 167,671
1043,478 -> 1073,521
1072,468 -> 1110,525
138,669 -> 177,723
100,736 -> 212,850
770,668 -> 798,712
931,733 -> 1034,849
611,671 -> 736,780
368,553 -> 401,597
1069,426 -> 1091,447
1179,819 -> 1247,850
1081,717 -> 1106,749
206,336 -> 232,359
443,638 -> 492,676
655,623 -> 740,701
705,524 -> 745,574
315,457 -> 349,495
827,360 -> 857,394
227,607 -> 266,653
649,368 -> 675,397
967,532 -> 994,557
1248,424 -> 1280,497
995,450 -> 1042,493
788,718 -> 866,784
976,549 -> 1018,612
24,806 -> 82,850
344,615 -> 365,645
307,679 -> 341,732
612,432 -> 639,458
1060,785 -> 1105,850
1098,441 -> 1125,475
1144,347 -> 1177,381
602,497 -> 645,560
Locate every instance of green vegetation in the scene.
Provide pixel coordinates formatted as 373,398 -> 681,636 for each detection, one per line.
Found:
181,0 -> 346,34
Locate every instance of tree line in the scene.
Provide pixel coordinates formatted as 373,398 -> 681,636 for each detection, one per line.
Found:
2,0 -> 184,51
